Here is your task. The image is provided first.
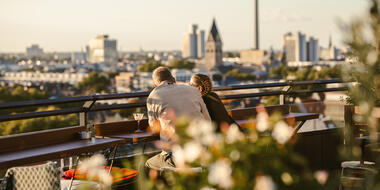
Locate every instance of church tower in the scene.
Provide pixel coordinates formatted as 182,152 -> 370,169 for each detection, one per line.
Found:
204,18 -> 223,71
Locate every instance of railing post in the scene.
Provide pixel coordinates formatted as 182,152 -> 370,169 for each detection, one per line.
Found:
280,86 -> 292,105
79,96 -> 96,128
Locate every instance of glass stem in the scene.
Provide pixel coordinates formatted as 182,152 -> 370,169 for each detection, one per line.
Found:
137,120 -> 140,131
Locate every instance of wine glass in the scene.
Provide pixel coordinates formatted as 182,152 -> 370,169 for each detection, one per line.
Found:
133,113 -> 144,133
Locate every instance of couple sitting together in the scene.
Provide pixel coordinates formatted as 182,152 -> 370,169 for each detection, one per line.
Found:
145,66 -> 238,171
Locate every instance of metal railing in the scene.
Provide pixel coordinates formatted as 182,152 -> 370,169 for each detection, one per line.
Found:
0,79 -> 348,126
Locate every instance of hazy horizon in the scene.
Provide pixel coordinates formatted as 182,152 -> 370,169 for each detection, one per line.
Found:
0,0 -> 368,53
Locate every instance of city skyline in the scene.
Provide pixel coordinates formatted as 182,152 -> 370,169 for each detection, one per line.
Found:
0,0 -> 367,52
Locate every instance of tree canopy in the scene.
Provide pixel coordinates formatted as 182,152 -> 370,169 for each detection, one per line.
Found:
0,106 -> 78,136
77,71 -> 111,94
225,69 -> 256,81
169,60 -> 195,70
137,62 -> 163,72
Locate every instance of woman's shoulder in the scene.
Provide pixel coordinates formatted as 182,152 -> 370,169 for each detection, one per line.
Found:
208,91 -> 220,98
204,91 -> 221,102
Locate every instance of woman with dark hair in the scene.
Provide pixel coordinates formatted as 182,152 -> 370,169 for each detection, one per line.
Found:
190,74 -> 240,131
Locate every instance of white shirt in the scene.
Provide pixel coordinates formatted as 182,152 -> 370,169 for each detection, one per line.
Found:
147,82 -> 211,141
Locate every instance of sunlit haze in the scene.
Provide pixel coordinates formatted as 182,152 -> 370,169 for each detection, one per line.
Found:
0,0 -> 367,52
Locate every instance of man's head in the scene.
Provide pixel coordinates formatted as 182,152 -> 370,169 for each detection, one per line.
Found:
152,67 -> 175,86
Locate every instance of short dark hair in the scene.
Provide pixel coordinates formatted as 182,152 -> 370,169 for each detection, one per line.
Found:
153,67 -> 175,83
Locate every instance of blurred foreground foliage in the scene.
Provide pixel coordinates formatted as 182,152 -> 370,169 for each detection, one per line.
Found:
127,112 -> 336,189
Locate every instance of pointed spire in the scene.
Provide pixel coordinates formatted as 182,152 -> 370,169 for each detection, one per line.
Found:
207,18 -> 222,42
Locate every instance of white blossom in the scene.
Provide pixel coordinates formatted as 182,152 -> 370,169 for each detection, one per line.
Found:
229,150 -> 240,161
254,175 -> 276,190
184,141 -> 203,163
208,160 -> 233,189
281,172 -> 293,185
314,170 -> 329,185
187,120 -> 217,146
200,187 -> 217,190
172,145 -> 186,168
79,154 -> 105,170
256,112 -> 270,132
367,50 -> 378,65
226,124 -> 244,144
272,121 -> 293,144
78,154 -> 112,187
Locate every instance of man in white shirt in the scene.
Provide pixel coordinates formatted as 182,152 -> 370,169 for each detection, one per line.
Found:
145,67 -> 211,170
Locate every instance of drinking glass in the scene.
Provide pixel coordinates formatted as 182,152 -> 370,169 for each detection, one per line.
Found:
133,113 -> 144,133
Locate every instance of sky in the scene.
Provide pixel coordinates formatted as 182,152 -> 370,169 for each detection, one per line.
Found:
0,0 -> 368,52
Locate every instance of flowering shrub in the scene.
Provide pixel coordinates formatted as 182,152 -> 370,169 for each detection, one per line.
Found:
139,107 -> 332,189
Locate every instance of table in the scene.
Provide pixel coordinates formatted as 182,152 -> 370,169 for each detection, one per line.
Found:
108,131 -> 160,144
0,138 -> 124,170
236,112 -> 320,134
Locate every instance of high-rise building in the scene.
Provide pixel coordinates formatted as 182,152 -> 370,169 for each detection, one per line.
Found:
283,32 -> 307,62
26,44 -> 44,58
204,18 -> 223,71
197,30 -> 205,57
182,24 -> 205,58
306,37 -> 319,62
88,35 -> 118,64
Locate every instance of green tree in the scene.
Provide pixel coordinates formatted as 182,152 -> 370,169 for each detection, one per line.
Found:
0,106 -> 79,136
137,62 -> 163,72
77,72 -> 111,94
0,85 -> 51,114
106,71 -> 120,79
169,60 -> 195,70
269,64 -> 298,79
225,69 -> 256,81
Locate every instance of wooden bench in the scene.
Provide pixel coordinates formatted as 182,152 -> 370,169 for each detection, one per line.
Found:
0,126 -> 124,170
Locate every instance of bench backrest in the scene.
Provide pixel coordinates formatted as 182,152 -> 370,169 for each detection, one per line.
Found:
229,105 -> 290,121
94,119 -> 148,137
0,126 -> 85,154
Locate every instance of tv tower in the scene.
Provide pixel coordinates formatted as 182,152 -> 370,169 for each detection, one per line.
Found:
254,0 -> 259,50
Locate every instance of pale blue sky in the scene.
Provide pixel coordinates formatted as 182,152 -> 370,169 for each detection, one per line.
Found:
0,0 -> 368,52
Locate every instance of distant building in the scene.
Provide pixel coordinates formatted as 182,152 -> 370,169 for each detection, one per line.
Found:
197,30 -> 205,57
26,44 -> 44,58
329,41 -> 341,61
115,72 -> 153,92
182,24 -> 205,59
283,32 -> 307,62
115,72 -> 135,92
115,69 -> 212,92
71,52 -> 87,64
306,37 -> 319,62
204,19 -> 223,71
1,72 -> 88,86
88,35 -> 118,64
320,35 -> 342,61
240,49 -> 265,65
